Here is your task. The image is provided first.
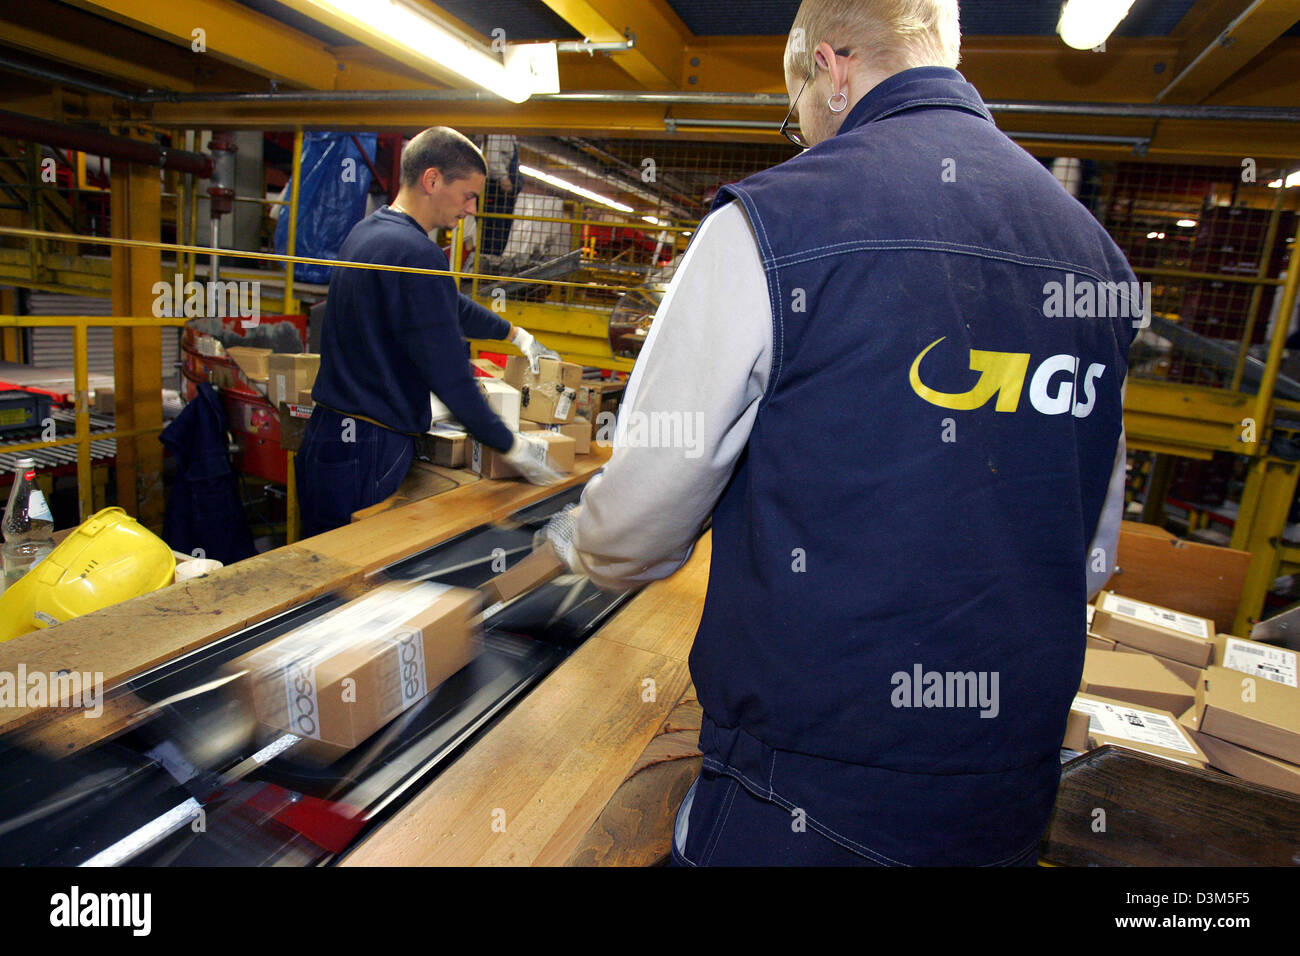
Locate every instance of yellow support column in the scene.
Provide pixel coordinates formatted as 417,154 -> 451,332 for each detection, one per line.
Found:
1231,455 -> 1300,635
110,150 -> 165,530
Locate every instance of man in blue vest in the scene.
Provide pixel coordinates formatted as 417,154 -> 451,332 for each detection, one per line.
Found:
539,0 -> 1134,865
300,127 -> 559,537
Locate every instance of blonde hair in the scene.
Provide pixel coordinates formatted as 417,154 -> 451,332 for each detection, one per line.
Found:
784,0 -> 961,79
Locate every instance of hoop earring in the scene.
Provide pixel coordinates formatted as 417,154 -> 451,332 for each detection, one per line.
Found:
828,91 -> 848,113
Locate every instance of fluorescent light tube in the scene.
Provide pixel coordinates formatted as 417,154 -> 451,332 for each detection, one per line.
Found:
519,164 -> 634,213
1058,0 -> 1137,51
294,0 -> 532,102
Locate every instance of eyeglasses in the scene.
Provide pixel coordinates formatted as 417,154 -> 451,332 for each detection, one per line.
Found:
780,48 -> 852,150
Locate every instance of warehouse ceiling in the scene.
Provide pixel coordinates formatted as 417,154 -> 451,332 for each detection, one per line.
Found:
0,0 -> 1297,163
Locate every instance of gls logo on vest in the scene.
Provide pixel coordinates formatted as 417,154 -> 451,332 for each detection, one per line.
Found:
909,337 -> 1106,418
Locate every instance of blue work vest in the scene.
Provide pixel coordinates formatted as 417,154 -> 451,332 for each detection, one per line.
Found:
690,67 -> 1137,860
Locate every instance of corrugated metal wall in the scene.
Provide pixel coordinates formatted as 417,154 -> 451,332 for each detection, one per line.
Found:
25,294 -> 181,388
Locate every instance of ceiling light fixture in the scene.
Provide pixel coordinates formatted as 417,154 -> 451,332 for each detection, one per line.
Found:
1057,0 -> 1137,51
519,164 -> 633,213
284,0 -> 534,102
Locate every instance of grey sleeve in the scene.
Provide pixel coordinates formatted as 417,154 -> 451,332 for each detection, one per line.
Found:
571,203 -> 772,590
1086,379 -> 1128,600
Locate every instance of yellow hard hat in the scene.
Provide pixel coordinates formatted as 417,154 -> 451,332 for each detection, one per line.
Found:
0,507 -> 176,642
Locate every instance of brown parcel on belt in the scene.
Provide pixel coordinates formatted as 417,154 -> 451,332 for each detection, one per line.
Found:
1062,706 -> 1091,752
504,357 -> 581,425
1071,692 -> 1208,768
428,427 -> 468,468
522,418 -> 591,455
1211,634 -> 1298,688
1090,591 -> 1215,666
226,581 -> 481,758
470,432 -> 576,479
1198,664 -> 1300,764
1114,643 -> 1204,687
1079,648 -> 1196,716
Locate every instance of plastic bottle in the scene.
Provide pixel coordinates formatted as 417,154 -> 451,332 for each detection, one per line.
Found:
2,458 -> 55,590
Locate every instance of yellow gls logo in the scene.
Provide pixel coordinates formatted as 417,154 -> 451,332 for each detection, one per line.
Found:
909,337 -> 1105,418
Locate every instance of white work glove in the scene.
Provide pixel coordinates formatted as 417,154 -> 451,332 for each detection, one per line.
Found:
502,433 -> 562,486
511,327 -> 561,374
534,503 -> 585,575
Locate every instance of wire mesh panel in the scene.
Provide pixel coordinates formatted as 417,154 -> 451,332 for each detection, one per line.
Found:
1095,160 -> 1299,395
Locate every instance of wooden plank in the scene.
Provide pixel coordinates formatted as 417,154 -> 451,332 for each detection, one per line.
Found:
565,685 -> 701,867
1041,745 -> 1300,866
590,533 -> 710,663
349,461 -> 468,523
1109,522 -> 1251,634
339,536 -> 713,867
0,547 -> 359,734
339,639 -> 691,866
298,449 -> 609,575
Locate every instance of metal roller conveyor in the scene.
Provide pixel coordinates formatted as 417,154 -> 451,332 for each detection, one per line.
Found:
0,482 -> 637,866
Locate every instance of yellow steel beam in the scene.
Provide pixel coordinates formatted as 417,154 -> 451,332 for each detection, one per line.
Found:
0,1 -> 198,93
57,0 -> 351,90
1157,0 -> 1300,103
1230,455 -> 1300,633
540,0 -> 691,89
109,151 -> 165,531
1123,380 -> 1257,456
467,299 -> 635,373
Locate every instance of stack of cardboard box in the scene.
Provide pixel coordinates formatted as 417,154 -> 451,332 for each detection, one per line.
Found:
1071,590 -> 1300,792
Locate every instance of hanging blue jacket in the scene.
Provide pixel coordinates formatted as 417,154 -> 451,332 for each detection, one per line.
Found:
690,67 -> 1137,864
160,383 -> 256,565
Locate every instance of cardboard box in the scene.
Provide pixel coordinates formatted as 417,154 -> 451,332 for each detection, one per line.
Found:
1115,643 -> 1204,687
227,581 -> 481,756
226,346 -> 272,380
504,356 -> 580,424
521,417 -> 591,455
576,381 -> 624,438
472,358 -> 505,379
1072,692 -> 1209,768
1191,729 -> 1300,796
478,379 -> 521,433
479,543 -> 567,606
93,386 -> 114,415
1079,648 -> 1196,716
1087,633 -> 1116,651
267,353 -> 321,409
1198,665 -> 1300,764
518,382 -> 578,424
470,431 -> 575,479
1211,635 -> 1298,688
1090,591 -> 1215,666
428,427 -> 468,468
297,389 -> 315,405
1062,706 -> 1091,752
503,355 -> 582,391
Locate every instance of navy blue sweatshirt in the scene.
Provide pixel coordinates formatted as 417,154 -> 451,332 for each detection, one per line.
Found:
312,206 -> 514,450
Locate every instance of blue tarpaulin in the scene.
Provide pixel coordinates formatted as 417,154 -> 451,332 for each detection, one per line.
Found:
275,132 -> 377,284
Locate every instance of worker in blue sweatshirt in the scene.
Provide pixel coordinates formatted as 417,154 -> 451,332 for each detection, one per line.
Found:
299,127 -> 559,536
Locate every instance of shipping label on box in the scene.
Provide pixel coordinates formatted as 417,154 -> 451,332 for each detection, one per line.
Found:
1072,693 -> 1207,765
1091,591 -> 1215,666
1217,637 -> 1298,688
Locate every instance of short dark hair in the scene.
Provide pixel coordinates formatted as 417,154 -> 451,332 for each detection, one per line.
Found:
400,127 -> 487,187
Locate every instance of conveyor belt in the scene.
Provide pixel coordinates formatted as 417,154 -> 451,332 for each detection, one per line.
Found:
0,408 -> 117,471
0,482 -> 637,866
